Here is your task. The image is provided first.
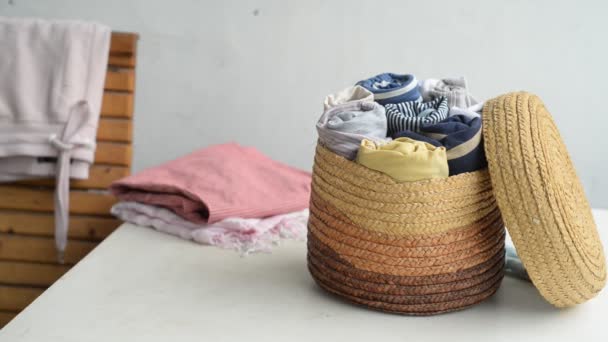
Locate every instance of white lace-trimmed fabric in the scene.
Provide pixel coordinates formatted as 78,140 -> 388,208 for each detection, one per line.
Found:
111,201 -> 309,255
0,17 -> 111,261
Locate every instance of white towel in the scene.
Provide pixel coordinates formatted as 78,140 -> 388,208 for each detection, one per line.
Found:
0,17 -> 111,261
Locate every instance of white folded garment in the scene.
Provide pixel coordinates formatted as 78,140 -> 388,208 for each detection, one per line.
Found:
420,77 -> 479,109
0,17 -> 111,260
448,102 -> 484,119
111,202 -> 309,255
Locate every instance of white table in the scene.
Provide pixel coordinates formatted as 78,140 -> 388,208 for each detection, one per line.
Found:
2,210 -> 608,342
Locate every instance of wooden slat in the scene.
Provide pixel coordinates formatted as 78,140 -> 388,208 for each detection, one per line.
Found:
0,186 -> 117,215
104,69 -> 135,92
0,210 -> 121,240
0,310 -> 17,327
101,92 -> 134,118
95,142 -> 132,166
97,118 -> 133,143
108,54 -> 136,68
110,32 -> 138,55
0,285 -> 44,311
0,234 -> 96,265
15,165 -> 129,190
0,261 -> 70,287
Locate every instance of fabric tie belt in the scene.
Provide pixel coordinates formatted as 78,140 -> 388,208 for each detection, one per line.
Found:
48,101 -> 93,263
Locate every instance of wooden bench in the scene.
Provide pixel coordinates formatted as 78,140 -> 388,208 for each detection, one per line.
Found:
0,32 -> 139,327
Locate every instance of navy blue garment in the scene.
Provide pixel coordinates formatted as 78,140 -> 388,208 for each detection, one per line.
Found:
356,73 -> 422,105
393,114 -> 487,175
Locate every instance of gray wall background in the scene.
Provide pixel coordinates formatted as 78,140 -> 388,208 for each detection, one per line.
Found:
2,0 -> 607,208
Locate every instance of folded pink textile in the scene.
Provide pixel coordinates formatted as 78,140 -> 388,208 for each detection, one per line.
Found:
110,143 -> 312,223
111,201 -> 308,254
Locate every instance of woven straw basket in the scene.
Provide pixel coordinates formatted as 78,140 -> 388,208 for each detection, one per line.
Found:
308,143 -> 506,315
308,91 -> 606,315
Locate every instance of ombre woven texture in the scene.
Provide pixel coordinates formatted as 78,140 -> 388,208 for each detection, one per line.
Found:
308,144 -> 506,315
482,92 -> 606,307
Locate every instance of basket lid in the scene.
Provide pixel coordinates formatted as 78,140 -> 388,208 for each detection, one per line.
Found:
482,92 -> 606,307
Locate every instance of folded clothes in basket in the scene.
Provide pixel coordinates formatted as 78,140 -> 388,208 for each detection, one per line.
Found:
420,77 -> 479,109
316,101 -> 388,160
393,114 -> 487,175
323,85 -> 374,110
356,137 -> 449,182
111,202 -> 308,254
110,142 -> 312,224
385,96 -> 450,136
356,73 -> 422,105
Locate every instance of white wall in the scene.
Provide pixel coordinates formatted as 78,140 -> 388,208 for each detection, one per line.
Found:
2,0 -> 607,207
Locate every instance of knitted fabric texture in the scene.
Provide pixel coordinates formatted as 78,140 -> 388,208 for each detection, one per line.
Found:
385,97 -> 449,136
356,73 -> 421,105
110,143 -> 311,224
316,101 -> 388,160
355,137 -> 448,182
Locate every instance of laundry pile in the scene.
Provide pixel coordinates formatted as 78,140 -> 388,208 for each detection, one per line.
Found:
318,73 -> 486,181
110,143 -> 312,254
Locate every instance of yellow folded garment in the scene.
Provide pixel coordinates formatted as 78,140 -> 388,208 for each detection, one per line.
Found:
356,137 -> 449,182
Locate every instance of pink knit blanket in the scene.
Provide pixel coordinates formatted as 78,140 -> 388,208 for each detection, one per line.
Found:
110,143 -> 312,223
